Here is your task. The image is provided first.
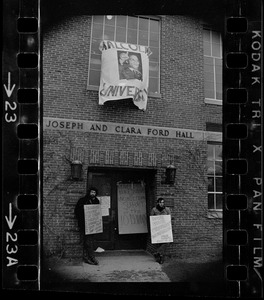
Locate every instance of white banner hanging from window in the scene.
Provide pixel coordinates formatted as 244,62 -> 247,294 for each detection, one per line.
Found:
98,40 -> 152,111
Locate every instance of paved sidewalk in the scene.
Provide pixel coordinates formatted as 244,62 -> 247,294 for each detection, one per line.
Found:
40,251 -> 227,296
42,250 -> 170,283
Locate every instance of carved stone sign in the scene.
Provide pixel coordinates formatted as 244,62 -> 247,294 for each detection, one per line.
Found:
44,117 -> 221,141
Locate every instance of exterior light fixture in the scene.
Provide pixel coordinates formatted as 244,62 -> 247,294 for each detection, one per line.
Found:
165,163 -> 176,184
106,15 -> 113,20
71,160 -> 83,181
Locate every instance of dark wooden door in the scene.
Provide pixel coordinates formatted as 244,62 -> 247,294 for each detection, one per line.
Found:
88,172 -> 115,249
88,168 -> 156,250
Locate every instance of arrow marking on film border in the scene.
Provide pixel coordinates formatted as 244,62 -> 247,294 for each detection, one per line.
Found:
5,203 -> 17,230
4,72 -> 16,97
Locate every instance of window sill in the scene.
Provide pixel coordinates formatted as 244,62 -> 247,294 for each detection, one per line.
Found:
207,210 -> 223,219
86,86 -> 161,99
149,92 -> 161,98
87,85 -> 99,91
204,131 -> 222,142
205,99 -> 223,105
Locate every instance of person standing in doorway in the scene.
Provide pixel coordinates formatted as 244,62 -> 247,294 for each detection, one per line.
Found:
150,197 -> 171,264
74,187 -> 100,265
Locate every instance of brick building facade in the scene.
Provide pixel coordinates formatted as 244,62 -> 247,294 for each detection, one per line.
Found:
42,10 -> 223,262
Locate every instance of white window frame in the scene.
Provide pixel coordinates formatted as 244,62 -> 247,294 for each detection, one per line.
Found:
203,28 -> 223,106
206,136 -> 223,219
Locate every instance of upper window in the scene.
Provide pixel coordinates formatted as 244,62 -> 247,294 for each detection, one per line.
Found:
88,15 -> 160,94
207,143 -> 223,211
203,29 -> 222,102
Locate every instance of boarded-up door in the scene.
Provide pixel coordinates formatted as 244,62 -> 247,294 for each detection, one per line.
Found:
117,183 -> 148,234
88,168 -> 156,250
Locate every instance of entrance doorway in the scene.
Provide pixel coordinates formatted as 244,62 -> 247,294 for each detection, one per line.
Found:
87,167 -> 156,250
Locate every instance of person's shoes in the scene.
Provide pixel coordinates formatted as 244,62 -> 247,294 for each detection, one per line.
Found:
159,255 -> 164,264
154,253 -> 163,264
91,257 -> 99,265
83,257 -> 96,265
154,253 -> 160,262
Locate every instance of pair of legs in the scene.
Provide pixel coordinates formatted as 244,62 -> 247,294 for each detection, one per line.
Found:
83,234 -> 98,265
153,243 -> 167,264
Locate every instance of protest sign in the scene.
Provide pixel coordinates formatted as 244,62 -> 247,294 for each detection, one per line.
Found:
84,204 -> 103,235
150,215 -> 173,244
117,183 -> 148,234
97,196 -> 110,216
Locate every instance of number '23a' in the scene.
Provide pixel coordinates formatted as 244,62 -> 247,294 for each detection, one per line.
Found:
6,232 -> 18,267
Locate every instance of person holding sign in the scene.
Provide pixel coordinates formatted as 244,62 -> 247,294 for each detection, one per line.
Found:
74,187 -> 100,265
150,198 -> 171,264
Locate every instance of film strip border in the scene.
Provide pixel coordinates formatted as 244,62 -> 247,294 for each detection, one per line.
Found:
224,0 -> 262,298
2,0 -> 263,295
3,0 -> 40,290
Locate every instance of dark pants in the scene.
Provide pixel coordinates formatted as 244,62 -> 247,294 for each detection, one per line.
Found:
83,234 -> 96,259
154,243 -> 167,256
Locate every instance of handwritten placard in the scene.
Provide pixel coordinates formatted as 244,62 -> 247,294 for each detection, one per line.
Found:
84,204 -> 103,235
150,215 -> 173,244
97,196 -> 111,216
117,183 -> 148,234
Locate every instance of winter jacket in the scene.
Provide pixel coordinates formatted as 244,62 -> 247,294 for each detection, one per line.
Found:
150,206 -> 171,216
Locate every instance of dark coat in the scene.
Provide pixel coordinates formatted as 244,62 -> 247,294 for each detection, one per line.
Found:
150,206 -> 171,216
120,66 -> 142,81
74,194 -> 100,233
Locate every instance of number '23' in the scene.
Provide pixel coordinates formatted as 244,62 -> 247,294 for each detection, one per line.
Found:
5,101 -> 17,123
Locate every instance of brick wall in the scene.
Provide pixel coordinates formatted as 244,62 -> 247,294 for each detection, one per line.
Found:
43,14 -> 222,262
43,15 -> 206,129
205,104 -> 223,125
